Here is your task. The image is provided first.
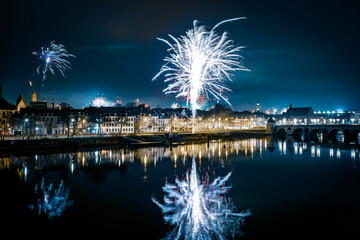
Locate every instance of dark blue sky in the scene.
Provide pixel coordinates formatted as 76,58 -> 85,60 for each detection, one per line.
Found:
1,0 -> 359,112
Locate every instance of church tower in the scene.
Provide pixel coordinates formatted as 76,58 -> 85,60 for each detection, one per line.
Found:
256,100 -> 261,112
31,90 -> 37,102
16,94 -> 26,112
50,99 -> 55,109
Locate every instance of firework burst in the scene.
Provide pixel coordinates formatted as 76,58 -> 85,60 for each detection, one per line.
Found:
92,96 -> 109,107
33,41 -> 75,89
153,18 -> 249,132
152,157 -> 251,240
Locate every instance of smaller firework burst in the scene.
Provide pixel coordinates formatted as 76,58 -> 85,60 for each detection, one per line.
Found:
32,41 -> 75,88
92,96 -> 110,107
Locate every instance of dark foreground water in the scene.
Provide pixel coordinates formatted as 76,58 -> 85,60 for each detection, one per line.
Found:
1,137 -> 360,239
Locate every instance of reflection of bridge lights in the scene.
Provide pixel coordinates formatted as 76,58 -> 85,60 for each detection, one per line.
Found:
282,141 -> 286,155
351,149 -> 356,159
278,141 -> 282,154
316,148 -> 321,158
337,149 -> 341,158
330,148 -> 334,158
311,146 -> 315,158
299,145 -> 303,155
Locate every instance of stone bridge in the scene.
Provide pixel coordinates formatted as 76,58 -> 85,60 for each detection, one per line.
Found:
273,124 -> 360,142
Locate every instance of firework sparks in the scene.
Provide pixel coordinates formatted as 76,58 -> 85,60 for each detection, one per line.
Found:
153,18 -> 249,132
92,96 -> 110,107
152,157 -> 251,240
32,41 -> 75,89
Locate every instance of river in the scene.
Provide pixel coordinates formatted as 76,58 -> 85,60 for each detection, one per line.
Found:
1,137 -> 359,239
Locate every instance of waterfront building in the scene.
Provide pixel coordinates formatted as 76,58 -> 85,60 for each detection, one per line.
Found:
12,107 -> 87,137
16,94 -> 26,112
28,90 -> 47,109
277,104 -> 314,125
84,106 -> 135,134
0,85 -> 17,137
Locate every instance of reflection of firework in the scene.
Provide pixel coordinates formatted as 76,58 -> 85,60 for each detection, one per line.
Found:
153,18 -> 249,132
29,178 -> 73,219
152,157 -> 251,240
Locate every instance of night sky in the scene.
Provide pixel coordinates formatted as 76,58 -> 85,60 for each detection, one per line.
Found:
1,0 -> 360,112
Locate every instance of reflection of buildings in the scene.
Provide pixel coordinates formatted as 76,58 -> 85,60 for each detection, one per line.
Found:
275,136 -> 360,162
2,137 -> 359,184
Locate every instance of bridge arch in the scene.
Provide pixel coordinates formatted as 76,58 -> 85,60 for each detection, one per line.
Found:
277,128 -> 287,139
309,128 -> 321,142
328,128 -> 340,142
292,128 -> 304,141
349,129 -> 360,144
343,129 -> 351,143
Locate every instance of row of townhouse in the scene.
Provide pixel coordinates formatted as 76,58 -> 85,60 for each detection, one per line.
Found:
6,106 -> 269,137
1,87 -> 270,137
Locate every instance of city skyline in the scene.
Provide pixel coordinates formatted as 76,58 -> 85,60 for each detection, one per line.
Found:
1,0 -> 360,112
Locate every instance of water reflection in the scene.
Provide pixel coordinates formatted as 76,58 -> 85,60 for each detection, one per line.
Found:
152,156 -> 251,240
0,137 -> 359,184
274,136 -> 359,162
29,178 -> 73,219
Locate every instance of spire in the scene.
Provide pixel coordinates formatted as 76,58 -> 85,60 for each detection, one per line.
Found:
32,90 -> 37,102
50,98 -> 55,109
16,94 -> 26,105
256,100 -> 261,112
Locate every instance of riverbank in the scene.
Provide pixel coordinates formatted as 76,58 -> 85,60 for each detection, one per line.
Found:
0,130 -> 270,155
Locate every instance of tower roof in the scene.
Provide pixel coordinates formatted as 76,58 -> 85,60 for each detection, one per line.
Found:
16,94 -> 26,105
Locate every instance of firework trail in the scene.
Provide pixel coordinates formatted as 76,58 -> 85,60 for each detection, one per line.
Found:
152,157 -> 251,240
33,41 -> 75,90
153,18 -> 249,132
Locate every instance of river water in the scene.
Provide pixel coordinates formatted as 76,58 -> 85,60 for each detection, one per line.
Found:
1,137 -> 360,239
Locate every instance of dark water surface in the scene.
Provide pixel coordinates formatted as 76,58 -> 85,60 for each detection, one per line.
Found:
1,137 -> 360,239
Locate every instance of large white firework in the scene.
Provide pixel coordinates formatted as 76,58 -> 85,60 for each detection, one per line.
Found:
153,18 -> 249,131
33,41 -> 75,88
152,158 -> 251,240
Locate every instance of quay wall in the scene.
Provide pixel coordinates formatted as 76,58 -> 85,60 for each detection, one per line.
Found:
0,130 -> 270,155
